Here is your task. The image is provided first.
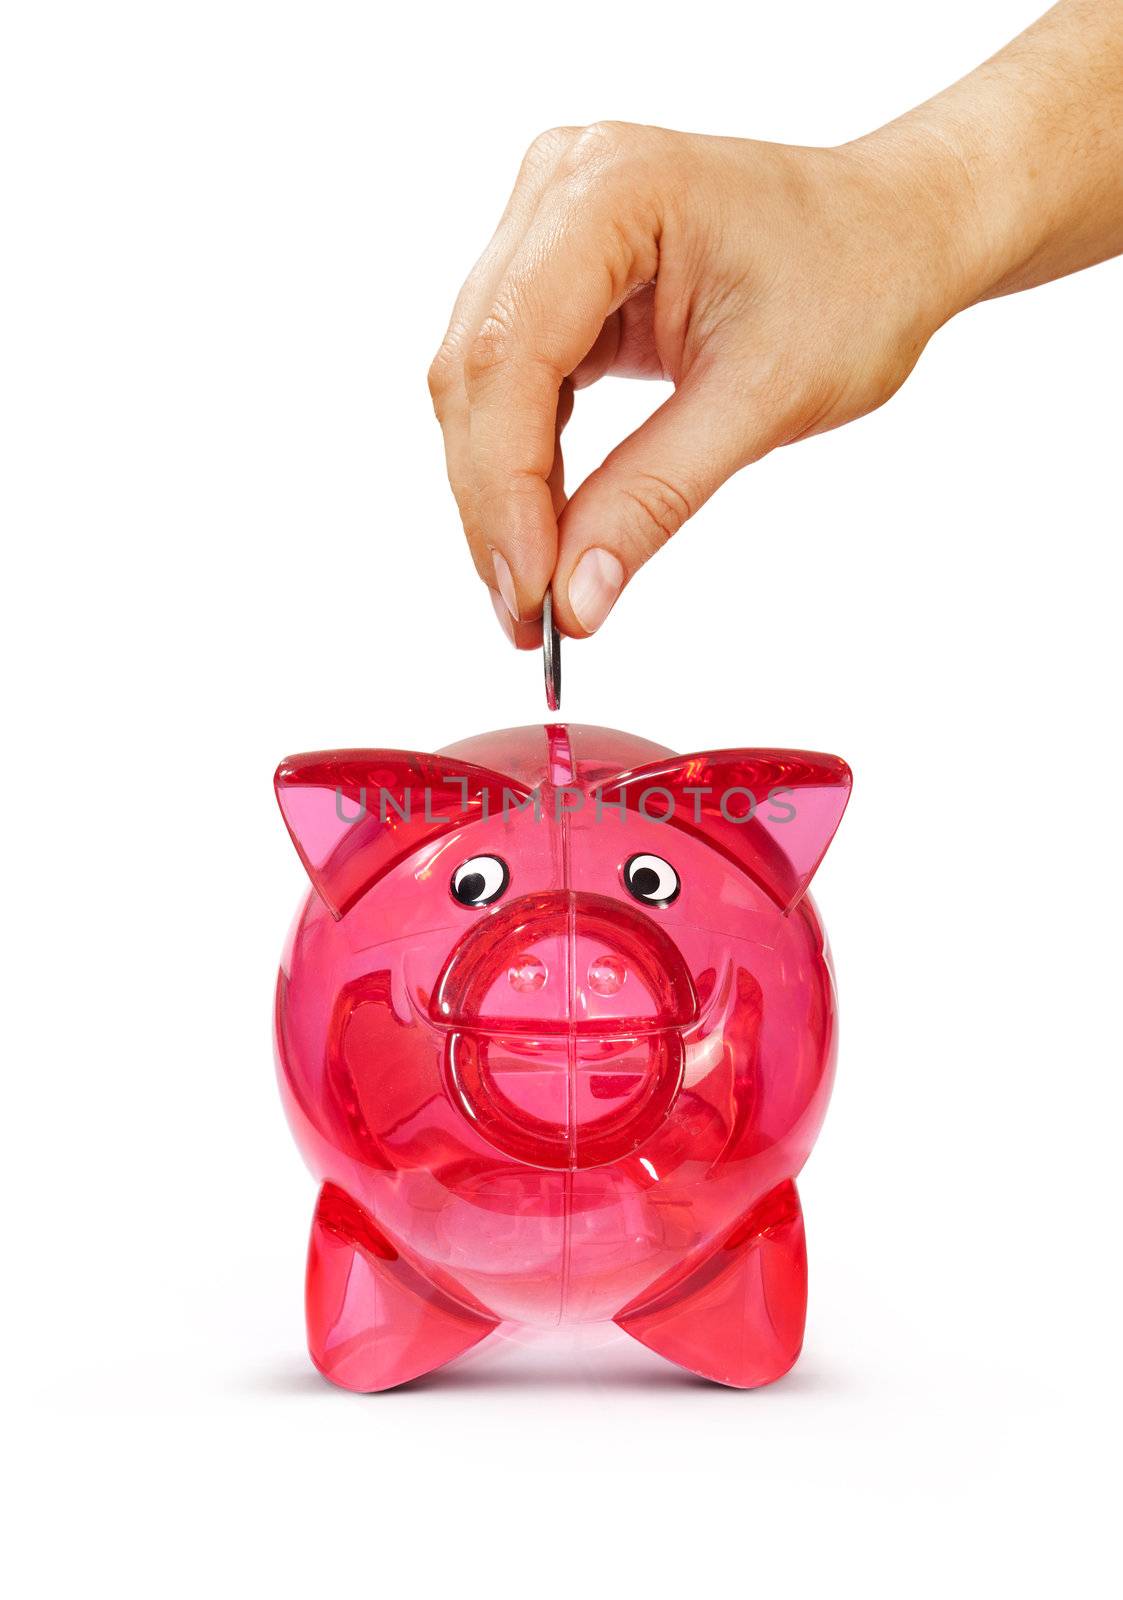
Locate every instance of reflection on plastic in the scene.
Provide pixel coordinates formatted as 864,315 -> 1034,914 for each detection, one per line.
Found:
274,724 -> 851,1391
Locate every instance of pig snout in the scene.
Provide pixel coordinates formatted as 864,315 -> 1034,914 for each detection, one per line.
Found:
430,890 -> 697,1034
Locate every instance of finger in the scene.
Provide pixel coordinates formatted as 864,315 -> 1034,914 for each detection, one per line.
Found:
438,355 -> 570,598
551,371 -> 786,636
464,180 -> 660,622
548,377 -> 574,517
568,312 -> 622,391
429,129 -> 579,590
570,283 -> 662,388
491,377 -> 573,650
487,588 -> 544,649
434,382 -> 491,586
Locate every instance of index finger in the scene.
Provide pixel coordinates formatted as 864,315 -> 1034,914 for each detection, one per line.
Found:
462,182 -> 659,621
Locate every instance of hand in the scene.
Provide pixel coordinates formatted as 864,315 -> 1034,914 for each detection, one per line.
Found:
429,4 -> 1123,644
428,124 -> 972,643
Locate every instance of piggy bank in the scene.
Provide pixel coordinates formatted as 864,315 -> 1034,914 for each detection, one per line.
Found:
274,723 -> 850,1390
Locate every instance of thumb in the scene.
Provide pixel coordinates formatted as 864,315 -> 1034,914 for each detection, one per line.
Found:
551,373 -> 778,636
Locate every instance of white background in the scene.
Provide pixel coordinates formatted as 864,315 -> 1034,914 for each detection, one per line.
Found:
4,2 -> 1119,1593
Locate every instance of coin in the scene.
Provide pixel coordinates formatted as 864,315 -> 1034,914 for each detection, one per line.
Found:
542,586 -> 562,712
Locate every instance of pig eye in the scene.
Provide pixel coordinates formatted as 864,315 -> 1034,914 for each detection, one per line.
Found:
450,855 -> 510,908
623,853 -> 680,908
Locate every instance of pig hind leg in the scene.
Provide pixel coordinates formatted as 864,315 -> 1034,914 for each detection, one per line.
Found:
305,1183 -> 499,1392
614,1179 -> 807,1388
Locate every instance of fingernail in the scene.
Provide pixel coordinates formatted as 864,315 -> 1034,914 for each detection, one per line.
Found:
568,548 -> 624,634
492,549 -> 519,620
488,587 -> 517,645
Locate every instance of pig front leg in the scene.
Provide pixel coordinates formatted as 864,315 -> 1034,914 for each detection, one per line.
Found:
615,1179 -> 807,1388
305,1183 -> 499,1392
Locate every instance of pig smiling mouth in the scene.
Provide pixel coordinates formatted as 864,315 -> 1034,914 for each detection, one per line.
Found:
442,1024 -> 688,1170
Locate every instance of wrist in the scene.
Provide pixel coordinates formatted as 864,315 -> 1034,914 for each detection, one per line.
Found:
842,117 -> 1020,323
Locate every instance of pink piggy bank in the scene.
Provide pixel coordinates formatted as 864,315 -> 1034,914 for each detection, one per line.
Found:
274,723 -> 851,1390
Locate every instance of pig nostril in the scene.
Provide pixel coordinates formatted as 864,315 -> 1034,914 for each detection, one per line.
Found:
588,955 -> 626,997
508,955 -> 547,993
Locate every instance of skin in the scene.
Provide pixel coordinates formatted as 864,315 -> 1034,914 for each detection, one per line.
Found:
428,1 -> 1123,645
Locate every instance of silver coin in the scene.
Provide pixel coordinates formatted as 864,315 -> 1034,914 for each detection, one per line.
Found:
542,587 -> 562,712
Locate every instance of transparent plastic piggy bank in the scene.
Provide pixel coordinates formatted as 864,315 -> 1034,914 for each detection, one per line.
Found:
274,723 -> 851,1390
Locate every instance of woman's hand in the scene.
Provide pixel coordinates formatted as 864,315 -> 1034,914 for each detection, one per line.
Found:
429,4 -> 1123,644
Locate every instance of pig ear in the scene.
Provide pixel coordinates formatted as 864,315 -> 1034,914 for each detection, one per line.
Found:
597,749 -> 851,914
275,749 -> 533,919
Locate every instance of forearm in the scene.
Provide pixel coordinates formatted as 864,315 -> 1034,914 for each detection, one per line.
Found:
858,0 -> 1123,311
